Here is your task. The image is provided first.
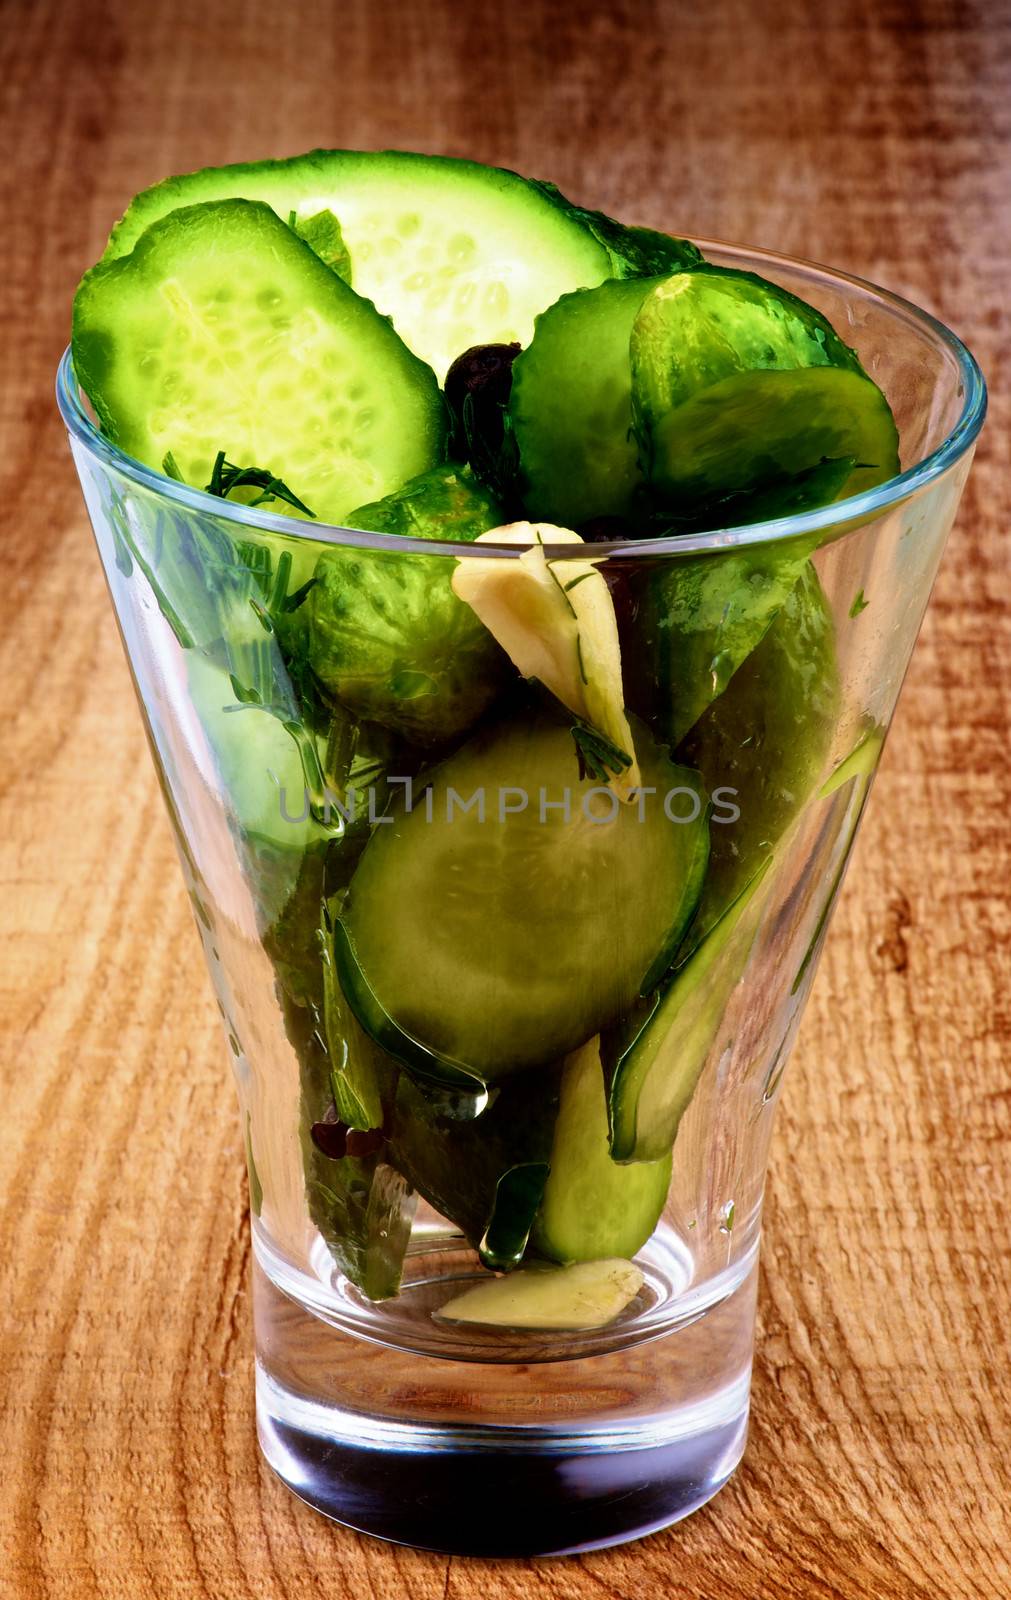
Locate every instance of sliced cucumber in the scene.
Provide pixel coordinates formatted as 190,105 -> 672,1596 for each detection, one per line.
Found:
790,725 -> 885,998
436,1259 -> 644,1330
185,653 -> 325,853
647,366 -> 901,508
481,1162 -> 551,1271
714,455 -> 858,528
318,905 -> 385,1131
333,918 -> 490,1104
345,461 -> 505,541
605,864 -> 771,1163
624,288 -> 859,708
74,199 -> 445,524
385,1064 -> 562,1247
339,710 -> 709,1079
679,563 -> 840,941
307,465 -> 509,747
508,278 -> 666,526
260,850 -> 414,1299
101,151 -> 613,379
529,180 -> 703,279
532,1038 -> 670,1263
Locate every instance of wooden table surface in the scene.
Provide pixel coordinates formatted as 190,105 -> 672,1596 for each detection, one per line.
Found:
2,1 -> 1009,1595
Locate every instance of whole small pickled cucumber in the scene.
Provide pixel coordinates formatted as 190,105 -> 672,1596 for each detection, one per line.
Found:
631,267 -> 899,509
307,466 -> 510,747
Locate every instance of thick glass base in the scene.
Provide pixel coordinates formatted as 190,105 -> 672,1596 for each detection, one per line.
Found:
258,1377 -> 747,1555
253,1241 -> 757,1556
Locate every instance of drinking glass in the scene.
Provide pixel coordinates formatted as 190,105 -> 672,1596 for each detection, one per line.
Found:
58,241 -> 985,1557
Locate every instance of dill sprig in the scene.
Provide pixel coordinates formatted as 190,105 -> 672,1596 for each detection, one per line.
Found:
570,720 -> 633,784
202,450 -> 317,517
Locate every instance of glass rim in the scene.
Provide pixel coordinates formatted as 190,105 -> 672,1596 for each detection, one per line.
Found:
56,235 -> 986,562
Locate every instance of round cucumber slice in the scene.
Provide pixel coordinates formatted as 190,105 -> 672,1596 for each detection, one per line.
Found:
508,277 -> 667,526
649,366 -> 900,507
386,1062 -> 562,1247
74,200 -> 445,524
340,711 -> 709,1079
100,151 -> 613,380
531,1038 -> 671,1263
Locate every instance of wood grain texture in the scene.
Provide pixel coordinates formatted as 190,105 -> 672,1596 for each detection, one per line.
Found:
1,0 -> 1009,1594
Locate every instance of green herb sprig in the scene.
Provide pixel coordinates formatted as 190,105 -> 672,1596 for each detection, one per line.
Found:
570,720 -> 634,784
203,451 -> 317,517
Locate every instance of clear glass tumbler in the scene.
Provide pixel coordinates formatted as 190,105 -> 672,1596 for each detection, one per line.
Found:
58,242 -> 984,1557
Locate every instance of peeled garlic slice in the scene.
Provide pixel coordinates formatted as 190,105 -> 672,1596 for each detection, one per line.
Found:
435,1258 -> 645,1331
451,522 -> 641,797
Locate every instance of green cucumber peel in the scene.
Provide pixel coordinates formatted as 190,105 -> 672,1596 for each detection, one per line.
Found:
674,563 -> 841,944
631,264 -> 863,429
480,1162 -> 551,1272
604,858 -> 772,1163
626,544 -> 815,751
332,917 -> 489,1111
384,1065 -> 561,1247
629,266 -> 898,513
691,456 -> 857,533
508,275 -> 670,526
318,903 -> 385,1131
307,464 -> 510,748
790,725 -> 886,997
644,367 -> 900,509
528,178 -> 703,278
244,1113 -> 263,1217
819,724 -> 885,798
636,799 -> 712,994
628,457 -> 857,542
